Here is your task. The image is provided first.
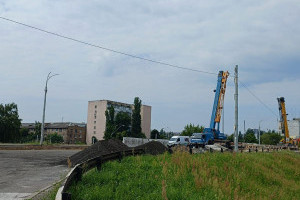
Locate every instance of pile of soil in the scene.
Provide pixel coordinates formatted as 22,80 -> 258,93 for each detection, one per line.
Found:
68,139 -> 129,167
134,141 -> 168,155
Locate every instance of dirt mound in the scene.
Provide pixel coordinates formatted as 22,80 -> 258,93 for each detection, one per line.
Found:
68,139 -> 129,167
135,141 -> 168,155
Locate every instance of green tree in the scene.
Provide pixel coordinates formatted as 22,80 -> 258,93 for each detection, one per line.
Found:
115,111 -> 131,135
34,121 -> 41,136
104,106 -> 116,140
104,106 -> 132,140
0,103 -> 22,143
131,97 -> 142,138
46,132 -> 64,144
261,130 -> 282,145
181,124 -> 204,136
227,134 -> 234,142
151,129 -> 159,139
238,131 -> 244,142
244,129 -> 258,143
20,128 -> 29,142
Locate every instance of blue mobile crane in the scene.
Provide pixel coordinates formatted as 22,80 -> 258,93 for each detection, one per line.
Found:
190,71 -> 229,146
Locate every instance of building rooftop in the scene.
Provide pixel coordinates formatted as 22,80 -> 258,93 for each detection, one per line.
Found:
88,99 -> 151,107
21,122 -> 86,129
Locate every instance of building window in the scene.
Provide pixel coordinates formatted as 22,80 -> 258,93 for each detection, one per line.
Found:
94,115 -> 96,119
94,126 -> 96,129
95,105 -> 97,109
79,130 -> 82,133
79,135 -> 82,138
94,121 -> 96,124
59,129 -> 62,132
75,129 -> 77,133
93,131 -> 96,134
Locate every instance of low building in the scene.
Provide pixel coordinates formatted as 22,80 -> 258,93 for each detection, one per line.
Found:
21,123 -> 36,134
86,100 -> 151,145
21,122 -> 87,144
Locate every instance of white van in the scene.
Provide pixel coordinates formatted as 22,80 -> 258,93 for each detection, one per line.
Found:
168,136 -> 190,147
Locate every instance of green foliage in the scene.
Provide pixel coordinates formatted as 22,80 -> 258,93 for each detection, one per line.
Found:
45,132 -> 64,144
104,105 -> 131,140
115,111 -> 131,135
261,131 -> 283,145
227,134 -> 234,142
0,103 -> 22,143
181,123 -> 204,136
238,131 -> 244,142
19,121 -> 42,143
131,97 -> 142,138
150,129 -> 159,139
34,121 -> 41,136
244,129 -> 258,143
68,151 -> 300,200
104,106 -> 116,140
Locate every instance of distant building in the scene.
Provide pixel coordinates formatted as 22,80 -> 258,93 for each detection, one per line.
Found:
86,100 -> 151,145
279,118 -> 300,139
21,123 -> 36,134
21,122 -> 87,144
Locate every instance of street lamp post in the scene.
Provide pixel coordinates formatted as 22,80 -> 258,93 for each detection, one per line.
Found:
40,72 -> 59,145
258,120 -> 263,145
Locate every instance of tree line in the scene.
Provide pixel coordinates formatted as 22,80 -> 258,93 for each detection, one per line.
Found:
0,103 -> 63,144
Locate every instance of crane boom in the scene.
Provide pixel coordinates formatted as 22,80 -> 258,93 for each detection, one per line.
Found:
277,97 -> 290,142
190,70 -> 229,146
209,71 -> 229,131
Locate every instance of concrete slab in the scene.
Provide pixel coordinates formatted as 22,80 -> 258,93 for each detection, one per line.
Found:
0,150 -> 79,199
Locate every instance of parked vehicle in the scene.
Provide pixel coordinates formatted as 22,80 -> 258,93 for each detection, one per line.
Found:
190,132 -> 214,147
168,136 -> 190,147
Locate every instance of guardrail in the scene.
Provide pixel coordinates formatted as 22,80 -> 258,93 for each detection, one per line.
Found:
55,148 -> 144,200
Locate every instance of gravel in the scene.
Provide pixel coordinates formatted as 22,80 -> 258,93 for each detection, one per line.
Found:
68,139 -> 130,167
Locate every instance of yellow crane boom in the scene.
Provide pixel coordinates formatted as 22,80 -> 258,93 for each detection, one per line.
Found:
277,97 -> 290,143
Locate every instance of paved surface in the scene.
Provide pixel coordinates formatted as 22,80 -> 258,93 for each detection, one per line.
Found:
0,150 -> 79,200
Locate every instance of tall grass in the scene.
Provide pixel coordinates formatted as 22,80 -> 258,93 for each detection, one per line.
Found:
68,151 -> 300,200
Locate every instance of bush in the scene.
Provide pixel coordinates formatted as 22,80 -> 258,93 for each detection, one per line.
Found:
45,133 -> 64,144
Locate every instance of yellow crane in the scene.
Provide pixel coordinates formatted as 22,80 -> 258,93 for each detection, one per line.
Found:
277,97 -> 292,144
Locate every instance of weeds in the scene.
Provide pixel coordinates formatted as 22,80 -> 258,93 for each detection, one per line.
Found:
68,151 -> 300,200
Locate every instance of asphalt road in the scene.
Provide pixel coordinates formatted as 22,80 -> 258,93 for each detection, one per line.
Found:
0,150 -> 79,199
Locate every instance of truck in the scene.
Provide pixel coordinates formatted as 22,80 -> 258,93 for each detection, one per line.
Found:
167,136 -> 190,147
190,71 -> 229,147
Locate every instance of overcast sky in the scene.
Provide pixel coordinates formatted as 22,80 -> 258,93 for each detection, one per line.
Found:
1,0 -> 299,134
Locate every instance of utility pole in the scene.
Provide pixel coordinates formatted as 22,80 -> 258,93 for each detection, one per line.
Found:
258,125 -> 260,145
234,65 -> 239,152
259,120 -> 263,145
222,105 -> 224,134
40,72 -> 59,145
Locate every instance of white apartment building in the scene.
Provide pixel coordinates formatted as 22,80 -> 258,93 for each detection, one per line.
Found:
86,100 -> 151,144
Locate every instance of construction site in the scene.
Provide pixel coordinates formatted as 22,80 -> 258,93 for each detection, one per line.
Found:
51,68 -> 299,200
1,1 -> 300,200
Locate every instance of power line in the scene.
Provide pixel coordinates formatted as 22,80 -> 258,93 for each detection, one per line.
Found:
238,80 -> 278,117
0,16 -> 218,75
0,16 -> 280,118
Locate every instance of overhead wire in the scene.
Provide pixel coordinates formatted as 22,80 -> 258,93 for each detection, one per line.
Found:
0,16 -> 218,75
238,80 -> 278,117
0,16 -> 278,117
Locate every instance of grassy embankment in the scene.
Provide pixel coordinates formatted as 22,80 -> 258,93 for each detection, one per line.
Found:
68,151 -> 300,200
